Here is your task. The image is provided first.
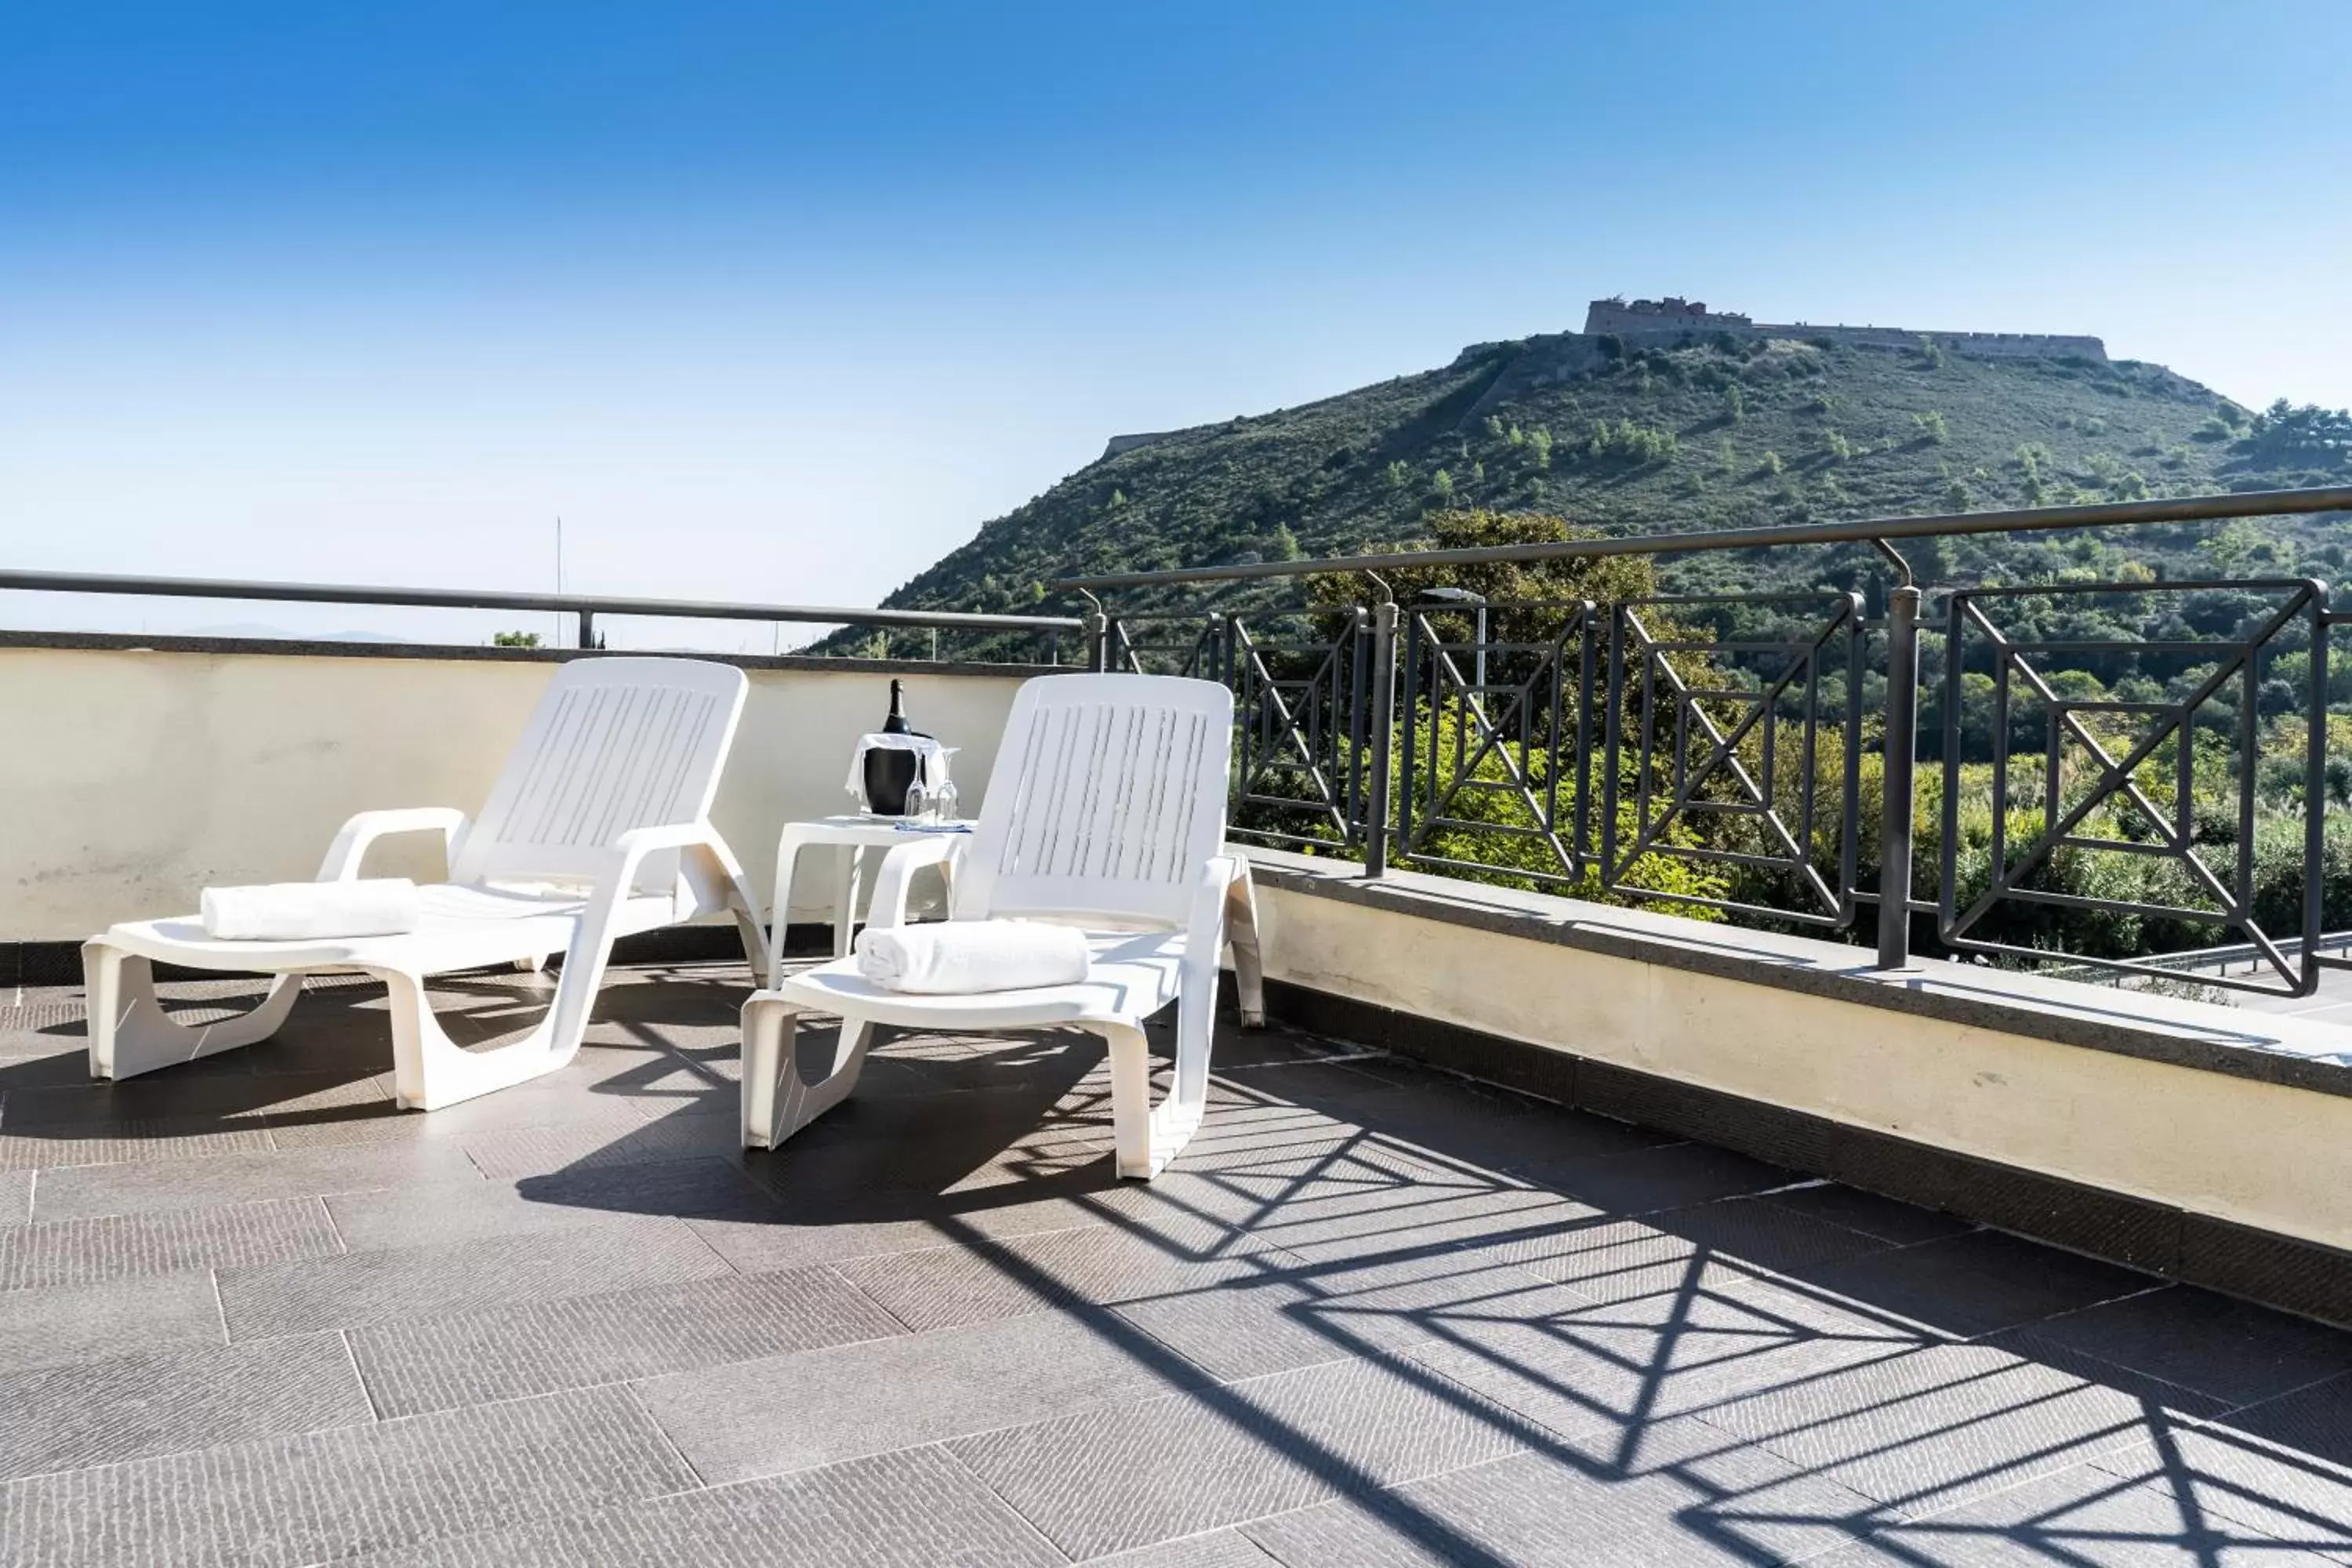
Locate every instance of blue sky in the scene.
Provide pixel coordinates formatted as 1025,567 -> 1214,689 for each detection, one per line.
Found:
3,1 -> 2347,644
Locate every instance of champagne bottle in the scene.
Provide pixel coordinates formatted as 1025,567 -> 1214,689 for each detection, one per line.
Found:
864,679 -> 924,815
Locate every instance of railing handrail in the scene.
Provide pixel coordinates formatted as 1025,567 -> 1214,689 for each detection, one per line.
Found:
1057,485 -> 2352,592
0,568 -> 1083,635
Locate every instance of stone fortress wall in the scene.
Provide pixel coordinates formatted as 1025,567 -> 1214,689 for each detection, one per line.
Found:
1583,296 -> 2106,362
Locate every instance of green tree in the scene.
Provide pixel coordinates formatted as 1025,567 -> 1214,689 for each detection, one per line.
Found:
1308,509 -> 1660,618
492,630 -> 541,648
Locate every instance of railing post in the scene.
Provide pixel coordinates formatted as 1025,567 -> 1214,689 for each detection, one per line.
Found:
576,609 -> 597,650
1363,598 -> 1399,877
1084,611 -> 1109,672
1876,583 -> 1922,967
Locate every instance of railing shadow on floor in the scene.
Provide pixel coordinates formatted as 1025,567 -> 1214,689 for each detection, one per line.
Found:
12,968 -> 2350,1561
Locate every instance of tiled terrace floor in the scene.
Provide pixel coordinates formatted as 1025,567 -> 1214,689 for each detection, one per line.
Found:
3,963 -> 2351,1566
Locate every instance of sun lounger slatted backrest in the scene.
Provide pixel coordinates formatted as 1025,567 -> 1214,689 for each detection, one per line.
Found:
955,673 -> 1235,929
454,658 -> 748,896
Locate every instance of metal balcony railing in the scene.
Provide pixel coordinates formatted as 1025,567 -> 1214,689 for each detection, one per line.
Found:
0,568 -> 1084,662
1063,484 -> 2352,997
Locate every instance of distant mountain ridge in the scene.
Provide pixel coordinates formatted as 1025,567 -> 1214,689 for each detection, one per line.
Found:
872,310 -> 2352,631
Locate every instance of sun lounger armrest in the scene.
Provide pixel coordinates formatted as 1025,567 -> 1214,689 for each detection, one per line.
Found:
317,808 -> 470,882
608,819 -> 731,877
864,834 -> 963,933
1186,855 -> 1243,964
534,818 -> 738,1051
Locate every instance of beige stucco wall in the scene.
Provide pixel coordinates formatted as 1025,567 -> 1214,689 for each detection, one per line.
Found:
1253,880 -> 2352,1253
0,645 -> 1026,941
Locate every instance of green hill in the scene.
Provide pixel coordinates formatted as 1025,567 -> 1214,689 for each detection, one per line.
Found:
869,328 -> 2351,631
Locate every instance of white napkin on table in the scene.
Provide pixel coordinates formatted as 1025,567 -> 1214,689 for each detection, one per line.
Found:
855,920 -> 1091,994
199,879 -> 422,941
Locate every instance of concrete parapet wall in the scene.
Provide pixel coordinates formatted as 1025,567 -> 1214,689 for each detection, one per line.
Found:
0,640 -> 1032,941
1243,848 -> 2352,1261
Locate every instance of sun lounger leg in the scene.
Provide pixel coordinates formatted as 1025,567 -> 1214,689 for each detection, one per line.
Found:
372,964 -> 586,1111
740,996 -> 874,1149
1104,1017 -> 1205,1181
82,943 -> 303,1081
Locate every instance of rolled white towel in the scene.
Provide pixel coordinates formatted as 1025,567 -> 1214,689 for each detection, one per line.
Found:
855,920 -> 1091,994
199,879 -> 423,941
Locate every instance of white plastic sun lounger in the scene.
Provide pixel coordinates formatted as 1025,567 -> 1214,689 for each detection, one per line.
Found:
740,672 -> 1263,1180
83,656 -> 763,1110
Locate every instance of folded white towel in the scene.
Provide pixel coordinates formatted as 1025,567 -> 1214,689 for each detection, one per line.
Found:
199,879 -> 423,941
855,920 -> 1091,994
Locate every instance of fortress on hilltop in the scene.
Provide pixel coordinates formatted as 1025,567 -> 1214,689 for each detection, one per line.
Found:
1583,296 -> 2106,361
1097,296 -> 2117,458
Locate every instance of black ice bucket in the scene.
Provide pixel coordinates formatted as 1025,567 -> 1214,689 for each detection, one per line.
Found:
862,746 -> 921,817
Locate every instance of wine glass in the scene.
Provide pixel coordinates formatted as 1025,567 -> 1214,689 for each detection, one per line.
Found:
904,777 -> 960,826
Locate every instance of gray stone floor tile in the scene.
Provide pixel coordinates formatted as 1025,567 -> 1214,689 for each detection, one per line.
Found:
1702,1337 -> 2227,1521
338,1443 -> 1065,1567
831,1221 -> 1275,1333
0,1069 -> 387,1131
1087,1529 -> 1286,1566
0,1123 -> 279,1172
1765,1181 -> 1982,1247
947,1353 -> 1539,1560
0,1332 -> 372,1479
1145,1104 -> 1374,1177
1468,1203 -> 1896,1309
29,1138 -> 483,1221
267,1076 -> 649,1155
1513,1142 -> 1802,1216
453,1107 -> 743,1179
786,1079 -> 1111,1151
1241,1060 -> 1674,1172
0,1196 -> 342,1290
1808,1460 -> 2349,1565
2086,1373 -> 2352,1557
639,1304 -> 1212,1483
1240,1440 -> 1883,1566
1791,1230 -> 2163,1340
216,1213 -> 731,1338
0,1385 -> 695,1568
0,1170 -> 27,1223
326,1156 -> 780,1250
351,1266 -> 905,1417
1111,1245 -> 1577,1385
1406,1272 -> 1933,1450
0,1270 -> 225,1374
2016,1285 -> 2352,1410
0,1043 -> 96,1086
1094,1143 -> 1602,1269
688,1133 -> 1138,1274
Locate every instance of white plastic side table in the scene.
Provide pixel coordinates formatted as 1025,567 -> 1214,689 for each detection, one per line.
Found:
765,815 -> 971,984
